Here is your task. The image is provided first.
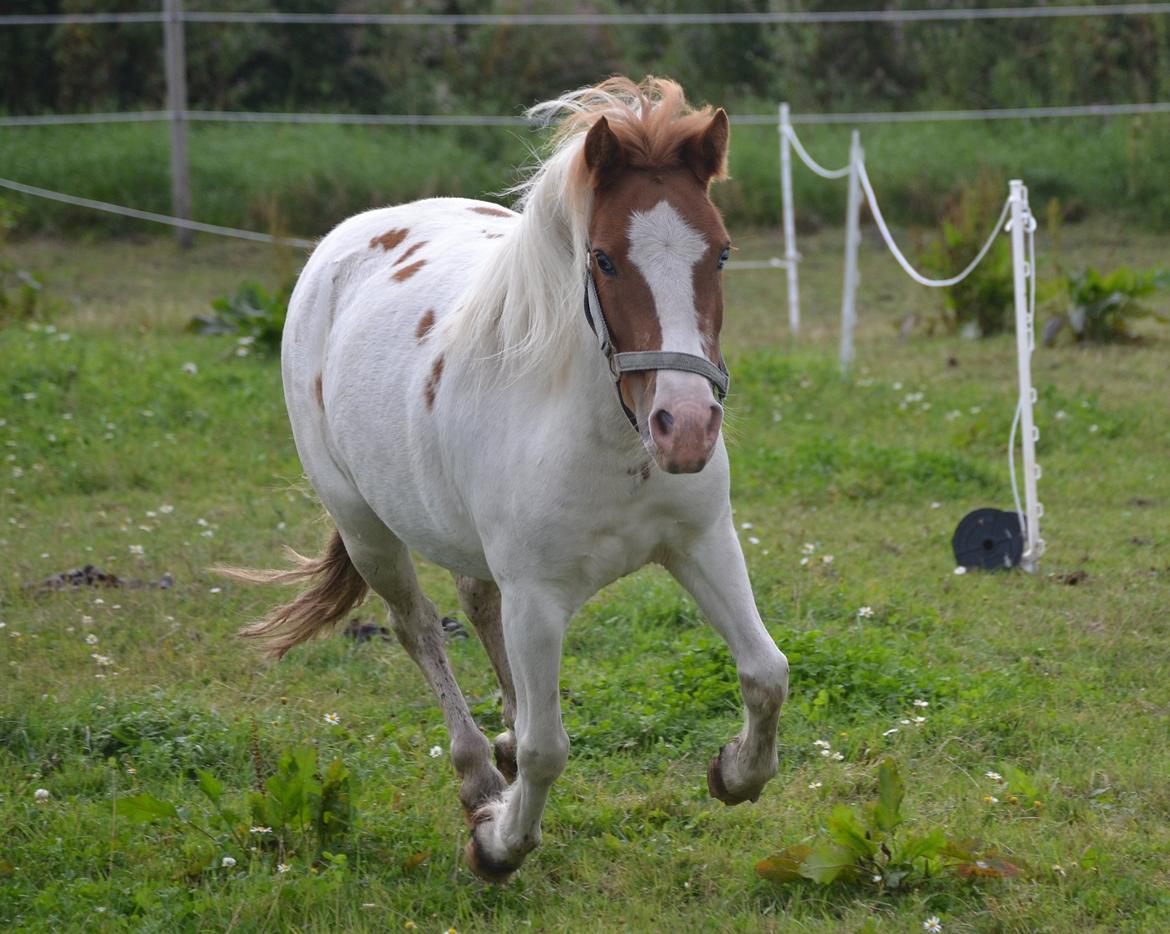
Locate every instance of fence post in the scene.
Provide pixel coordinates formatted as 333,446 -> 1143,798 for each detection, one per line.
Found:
163,0 -> 192,248
1009,179 -> 1042,571
838,129 -> 862,372
779,103 -> 800,335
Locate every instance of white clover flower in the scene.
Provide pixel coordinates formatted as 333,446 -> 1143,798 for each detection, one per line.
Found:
819,749 -> 832,758
799,557 -> 810,567
324,712 -> 340,726
808,781 -> 822,790
883,728 -> 899,737
872,874 -> 882,883
913,699 -> 929,708
85,634 -> 99,645
128,544 -> 144,556
91,654 -> 112,667
900,719 -> 911,725
858,606 -> 874,619
931,501 -> 942,509
1089,424 -> 1099,433
813,740 -> 831,748
985,771 -> 1003,782
801,542 -> 816,555
831,752 -> 844,761
953,566 -> 967,575
913,716 -> 926,724
740,522 -> 753,530
748,536 -> 760,545
276,863 -> 290,873
181,362 -> 198,375
924,917 -> 942,933
429,745 -> 443,758
821,554 -> 834,564
34,788 -> 50,802
159,504 -> 175,514
1054,410 -> 1067,421
221,856 -> 237,869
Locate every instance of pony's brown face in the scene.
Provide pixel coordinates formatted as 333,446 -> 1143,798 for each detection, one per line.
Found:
583,111 -> 731,474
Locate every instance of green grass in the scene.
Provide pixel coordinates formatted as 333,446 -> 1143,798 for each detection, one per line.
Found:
3,113 -> 1170,239
1,221 -> 1170,931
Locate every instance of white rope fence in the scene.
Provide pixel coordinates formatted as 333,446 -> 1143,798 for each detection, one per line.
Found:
0,177 -> 314,248
781,124 -> 850,180
5,4 -> 1170,26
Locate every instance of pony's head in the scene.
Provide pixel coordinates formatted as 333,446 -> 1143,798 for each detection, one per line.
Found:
567,78 -> 731,474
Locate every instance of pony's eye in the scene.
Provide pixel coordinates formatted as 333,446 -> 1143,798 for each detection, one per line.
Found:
717,246 -> 731,270
594,251 -> 616,276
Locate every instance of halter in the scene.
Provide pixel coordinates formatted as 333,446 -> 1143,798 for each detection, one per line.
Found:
583,255 -> 730,430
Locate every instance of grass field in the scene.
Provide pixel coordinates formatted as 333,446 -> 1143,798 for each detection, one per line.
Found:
2,220 -> 1169,932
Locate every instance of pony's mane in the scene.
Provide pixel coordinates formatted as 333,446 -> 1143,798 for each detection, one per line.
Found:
441,77 -> 720,379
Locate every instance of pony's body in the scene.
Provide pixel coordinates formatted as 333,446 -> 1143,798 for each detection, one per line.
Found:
244,79 -> 788,881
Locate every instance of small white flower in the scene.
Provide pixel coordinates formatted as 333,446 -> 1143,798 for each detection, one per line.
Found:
276,863 -> 290,874
181,362 -> 198,375
953,566 -> 967,575
813,739 -> 831,748
1054,410 -> 1067,421
924,917 -> 942,934
913,716 -> 926,724
821,554 -> 834,564
748,536 -> 760,545
128,544 -> 144,556
872,874 -> 882,882
1052,864 -> 1066,876
324,712 -> 340,726
975,859 -> 989,870
799,557 -> 810,567
250,826 -> 272,834
91,654 -> 112,667
900,719 -> 911,725
34,788 -> 50,802
883,728 -> 899,737
808,781 -> 822,790
984,795 -> 999,804
930,501 -> 942,509
159,504 -> 175,514
428,745 -> 443,758
1089,424 -> 1099,434
913,699 -> 929,708
740,522 -> 753,530
85,634 -> 99,645
819,749 -> 832,757
985,771 -> 1003,782
221,856 -> 237,869
209,586 -> 222,594
831,752 -> 844,761
857,606 -> 874,619
801,542 -> 816,555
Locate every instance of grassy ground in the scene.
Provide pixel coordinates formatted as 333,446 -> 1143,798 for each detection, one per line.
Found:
1,220 -> 1169,932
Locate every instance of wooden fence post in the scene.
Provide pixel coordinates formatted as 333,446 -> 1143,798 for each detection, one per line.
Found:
163,0 -> 192,248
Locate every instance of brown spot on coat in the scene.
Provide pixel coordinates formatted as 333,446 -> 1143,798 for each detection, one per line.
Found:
370,228 -> 409,251
393,260 -> 426,283
314,373 -> 324,409
415,309 -> 436,343
394,241 -> 427,266
424,355 -> 445,410
471,205 -> 512,218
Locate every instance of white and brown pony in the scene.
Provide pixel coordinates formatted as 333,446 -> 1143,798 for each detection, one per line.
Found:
234,77 -> 788,881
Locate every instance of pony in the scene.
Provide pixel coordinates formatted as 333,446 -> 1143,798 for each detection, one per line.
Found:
232,77 -> 789,882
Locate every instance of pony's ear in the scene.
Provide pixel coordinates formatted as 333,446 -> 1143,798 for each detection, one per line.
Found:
684,108 -> 730,187
583,116 -> 625,185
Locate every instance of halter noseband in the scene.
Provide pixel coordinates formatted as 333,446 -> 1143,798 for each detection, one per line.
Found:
583,255 -> 730,431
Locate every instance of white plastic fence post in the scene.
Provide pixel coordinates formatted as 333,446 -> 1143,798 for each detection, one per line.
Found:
779,103 -> 800,335
839,130 -> 862,372
164,0 -> 192,249
1009,179 -> 1043,571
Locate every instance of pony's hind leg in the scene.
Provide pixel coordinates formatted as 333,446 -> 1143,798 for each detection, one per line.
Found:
455,575 -> 518,782
344,527 -> 507,819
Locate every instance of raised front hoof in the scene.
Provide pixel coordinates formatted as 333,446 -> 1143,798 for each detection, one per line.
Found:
494,731 -> 518,784
464,827 -> 523,885
706,745 -> 762,806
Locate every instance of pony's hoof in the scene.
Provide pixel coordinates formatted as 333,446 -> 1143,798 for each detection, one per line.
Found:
706,744 -> 761,806
494,731 -> 518,784
458,769 -> 508,827
464,826 -> 522,884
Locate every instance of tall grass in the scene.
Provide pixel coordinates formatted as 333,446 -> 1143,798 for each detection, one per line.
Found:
1,115 -> 1169,237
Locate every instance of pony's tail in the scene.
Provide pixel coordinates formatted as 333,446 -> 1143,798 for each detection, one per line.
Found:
216,529 -> 369,660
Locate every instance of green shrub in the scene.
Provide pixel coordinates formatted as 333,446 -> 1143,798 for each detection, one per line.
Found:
189,279 -> 294,354
1048,266 -> 1169,343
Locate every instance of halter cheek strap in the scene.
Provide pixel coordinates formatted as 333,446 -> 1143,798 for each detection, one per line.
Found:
583,261 -> 730,431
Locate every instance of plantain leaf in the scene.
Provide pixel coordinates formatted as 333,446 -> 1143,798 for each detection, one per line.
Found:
799,843 -> 857,885
755,844 -> 811,884
118,793 -> 179,823
827,804 -> 876,859
196,769 -> 224,805
873,758 -> 904,832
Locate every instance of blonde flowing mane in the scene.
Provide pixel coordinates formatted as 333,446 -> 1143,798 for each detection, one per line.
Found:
441,77 -> 723,378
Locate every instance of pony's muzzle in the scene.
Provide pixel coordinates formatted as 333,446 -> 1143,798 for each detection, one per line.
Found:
649,399 -> 723,474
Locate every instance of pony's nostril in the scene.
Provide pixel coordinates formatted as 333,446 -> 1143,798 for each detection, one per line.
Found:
654,409 -> 675,436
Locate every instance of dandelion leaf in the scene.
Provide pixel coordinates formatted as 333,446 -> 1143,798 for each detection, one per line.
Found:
755,844 -> 811,884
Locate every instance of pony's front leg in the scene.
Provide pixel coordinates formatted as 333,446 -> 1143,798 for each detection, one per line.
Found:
465,587 -> 571,882
664,517 -> 789,805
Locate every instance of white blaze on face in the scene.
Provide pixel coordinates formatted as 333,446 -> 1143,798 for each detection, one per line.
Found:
627,199 -> 713,403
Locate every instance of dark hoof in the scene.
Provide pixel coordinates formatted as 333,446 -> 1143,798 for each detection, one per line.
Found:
706,744 -> 759,806
464,828 -> 521,884
495,733 -> 518,784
